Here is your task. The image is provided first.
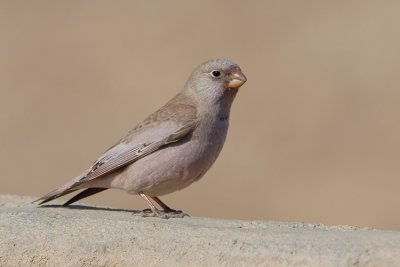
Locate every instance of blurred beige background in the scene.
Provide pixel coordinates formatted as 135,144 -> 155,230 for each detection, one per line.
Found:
1,1 -> 400,230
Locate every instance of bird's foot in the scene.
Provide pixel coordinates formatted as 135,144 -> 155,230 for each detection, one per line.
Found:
162,209 -> 190,218
134,208 -> 190,219
135,208 -> 163,218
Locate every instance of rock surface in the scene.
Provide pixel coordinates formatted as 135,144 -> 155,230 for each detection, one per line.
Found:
1,195 -> 400,267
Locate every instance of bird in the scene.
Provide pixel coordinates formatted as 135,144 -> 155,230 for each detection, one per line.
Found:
34,59 -> 247,218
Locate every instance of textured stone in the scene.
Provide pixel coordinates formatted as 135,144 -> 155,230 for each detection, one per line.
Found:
1,195 -> 400,267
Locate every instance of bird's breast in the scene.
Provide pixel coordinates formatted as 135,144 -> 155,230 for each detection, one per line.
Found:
119,113 -> 231,195
185,114 -> 229,177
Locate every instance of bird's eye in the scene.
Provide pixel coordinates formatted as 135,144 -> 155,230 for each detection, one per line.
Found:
211,70 -> 221,78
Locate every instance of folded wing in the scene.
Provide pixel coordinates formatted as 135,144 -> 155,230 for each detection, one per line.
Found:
35,102 -> 198,204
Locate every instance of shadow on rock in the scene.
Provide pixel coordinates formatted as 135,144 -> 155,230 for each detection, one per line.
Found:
37,204 -> 137,213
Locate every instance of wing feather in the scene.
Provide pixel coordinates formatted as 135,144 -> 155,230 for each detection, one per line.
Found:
77,114 -> 197,185
35,101 -> 197,204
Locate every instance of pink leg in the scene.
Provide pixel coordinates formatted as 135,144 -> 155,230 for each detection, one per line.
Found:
151,196 -> 176,212
139,192 -> 161,216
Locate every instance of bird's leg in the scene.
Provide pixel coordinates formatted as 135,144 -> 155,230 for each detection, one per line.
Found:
152,196 -> 190,218
151,197 -> 176,212
137,193 -> 189,218
138,193 -> 163,217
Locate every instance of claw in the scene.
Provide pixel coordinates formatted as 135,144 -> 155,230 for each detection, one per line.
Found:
134,209 -> 190,219
138,193 -> 189,218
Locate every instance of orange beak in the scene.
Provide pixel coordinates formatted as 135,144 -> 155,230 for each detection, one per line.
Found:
228,71 -> 247,89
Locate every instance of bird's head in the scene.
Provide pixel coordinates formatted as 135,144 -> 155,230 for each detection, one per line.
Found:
184,59 -> 247,103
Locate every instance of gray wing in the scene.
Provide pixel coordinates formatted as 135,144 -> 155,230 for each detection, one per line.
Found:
80,119 -> 197,184
35,102 -> 197,204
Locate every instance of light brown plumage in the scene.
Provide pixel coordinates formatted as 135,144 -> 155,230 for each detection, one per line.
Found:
35,59 -> 247,218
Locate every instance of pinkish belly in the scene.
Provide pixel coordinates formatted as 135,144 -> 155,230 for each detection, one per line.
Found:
117,140 -> 215,196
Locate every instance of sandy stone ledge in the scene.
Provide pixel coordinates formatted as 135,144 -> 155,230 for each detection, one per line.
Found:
0,195 -> 399,267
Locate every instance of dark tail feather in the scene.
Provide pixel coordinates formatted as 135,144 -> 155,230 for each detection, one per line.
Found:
34,188 -> 79,205
63,188 -> 108,206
